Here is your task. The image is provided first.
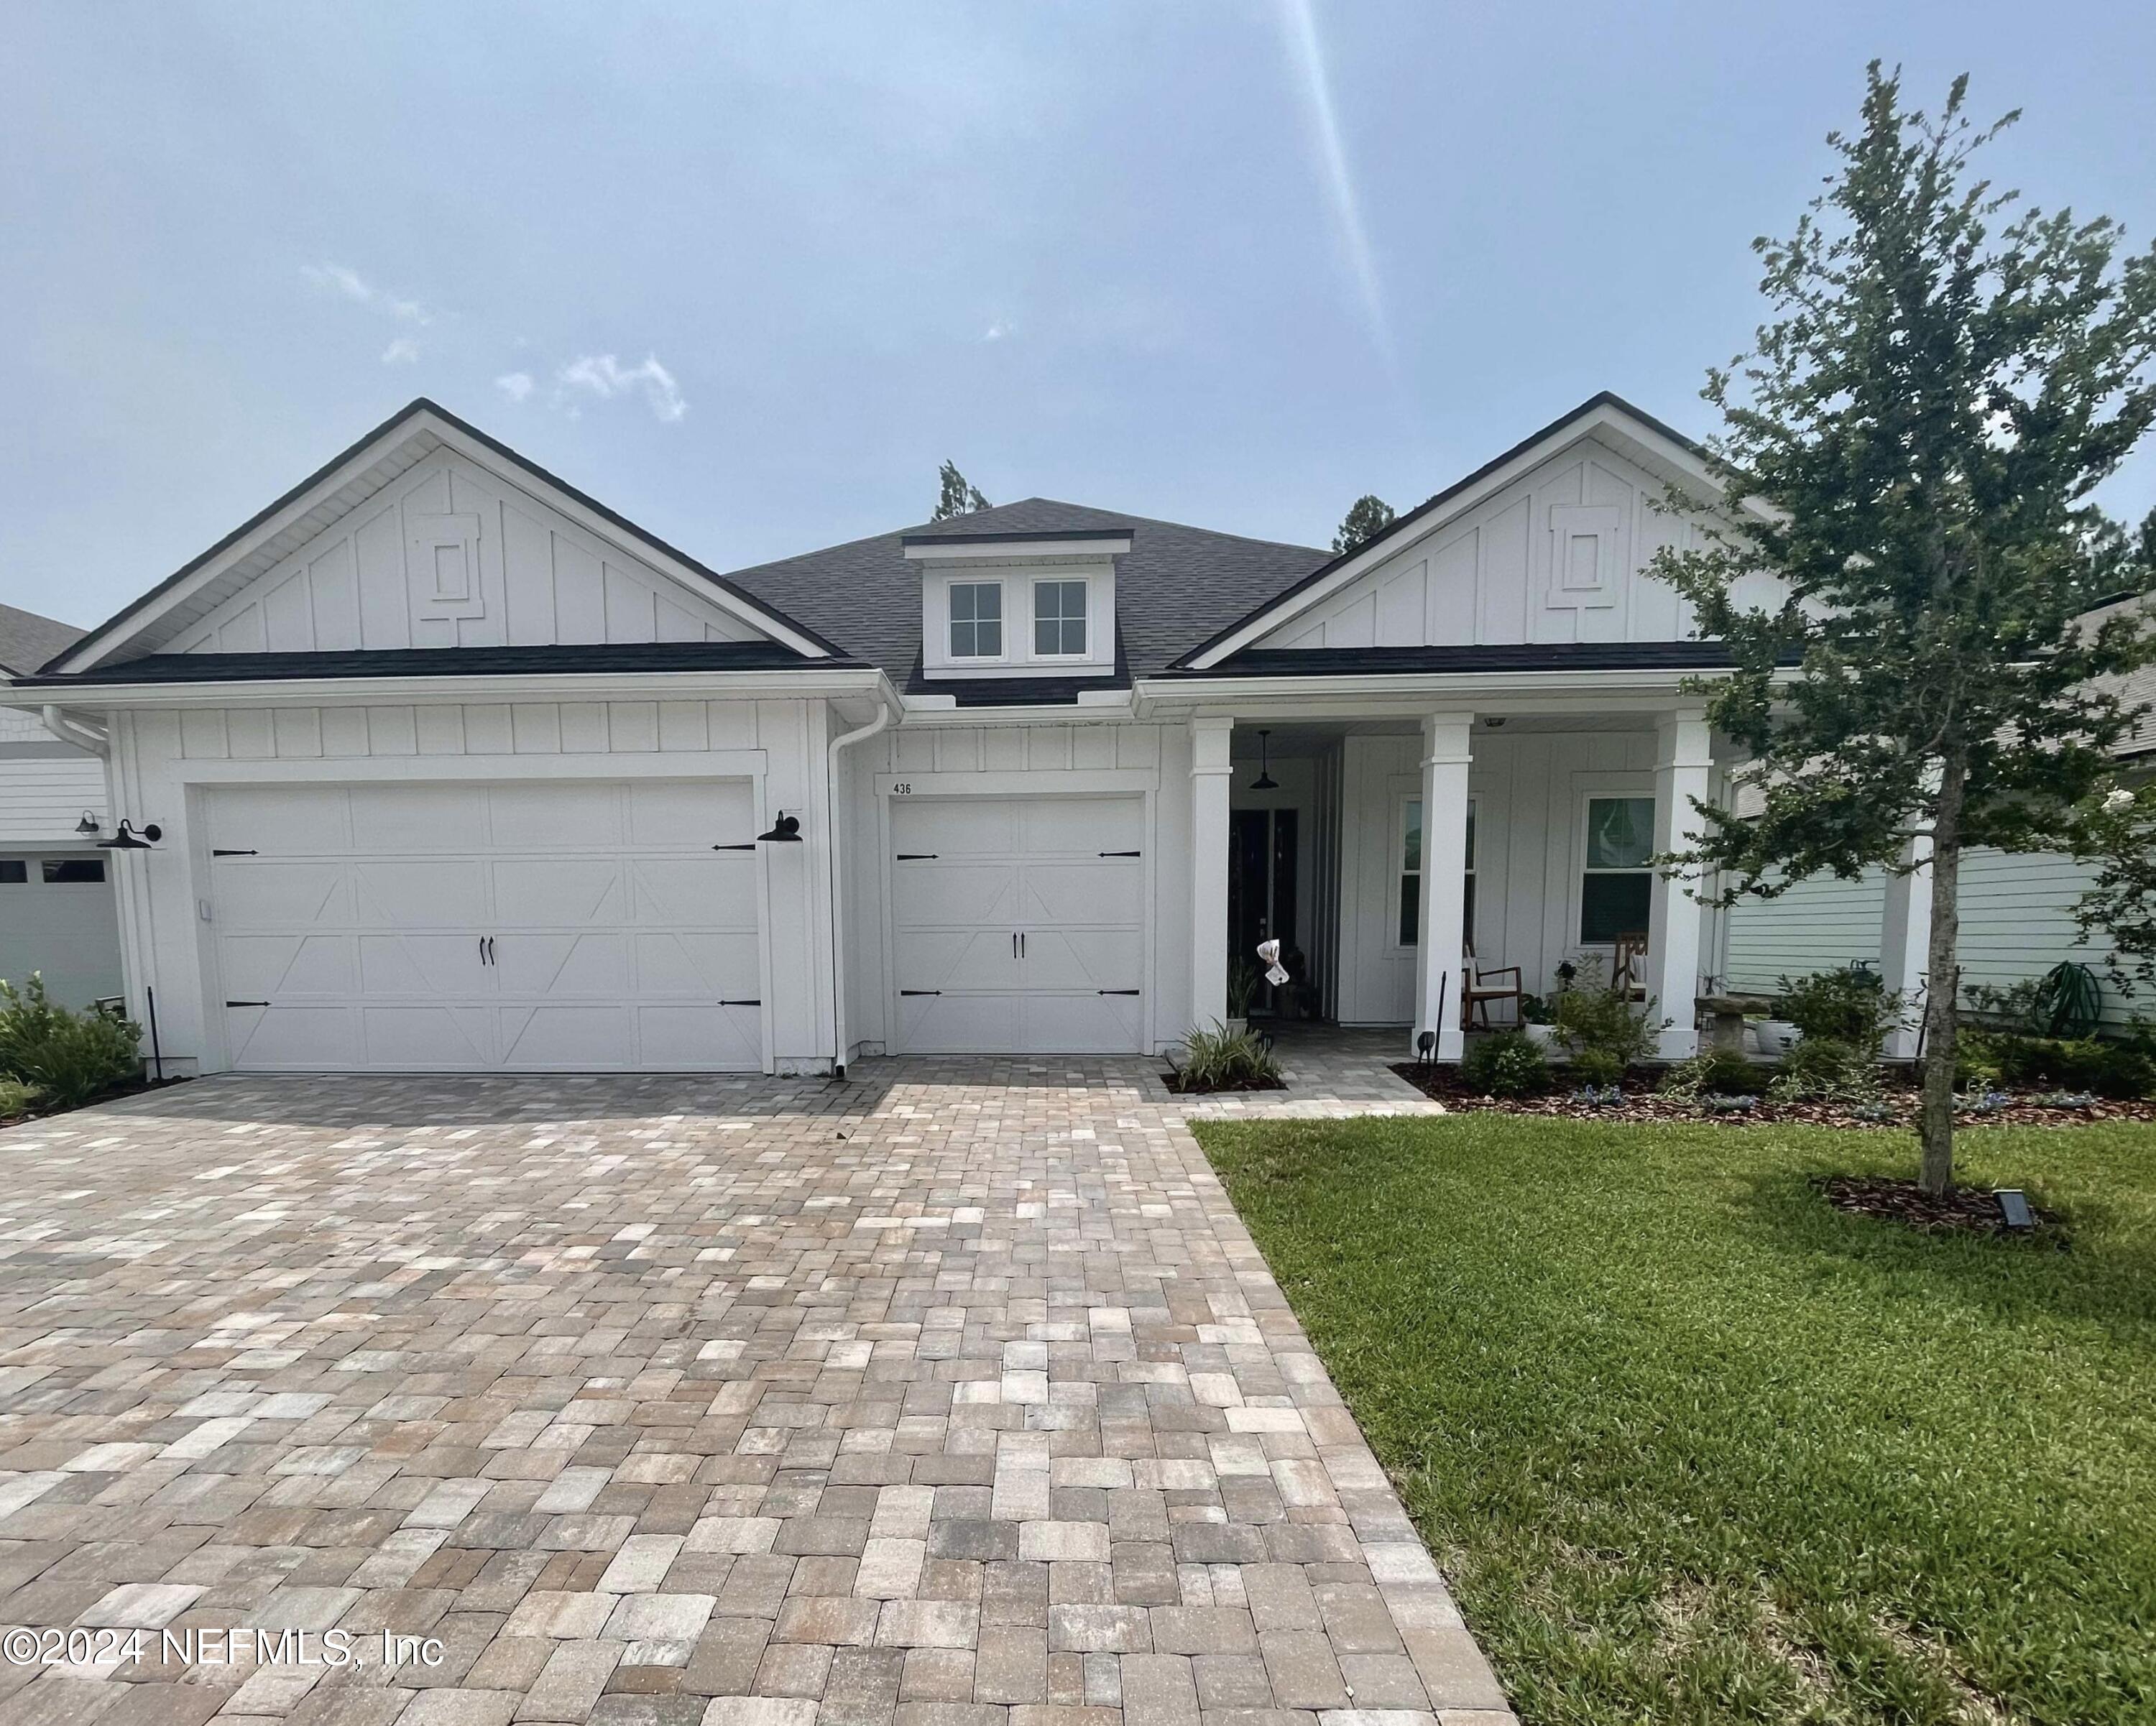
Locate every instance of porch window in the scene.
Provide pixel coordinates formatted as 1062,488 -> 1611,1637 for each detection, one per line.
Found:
1580,795 -> 1654,943
1397,798 -> 1475,947
1033,580 -> 1087,656
949,582 -> 1003,657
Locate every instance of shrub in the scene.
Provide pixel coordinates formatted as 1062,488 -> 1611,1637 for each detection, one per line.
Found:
1552,958 -> 1660,1074
0,976 -> 141,1107
1461,1032 -> 1549,1097
1960,1029 -> 2152,1099
1769,1035 -> 1881,1102
0,1078 -> 45,1119
1774,969 -> 1902,1051
1226,959 -> 1263,1019
1571,1048 -> 1626,1089
1966,965 -> 2105,1038
1174,1022 -> 1281,1092
1660,1047 -> 1774,1099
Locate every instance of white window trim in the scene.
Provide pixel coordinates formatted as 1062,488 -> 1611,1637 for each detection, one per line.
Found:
1574,788 -> 1657,949
1030,577 -> 1091,662
947,579 -> 1007,663
918,560 -> 1117,679
1392,792 -> 1475,953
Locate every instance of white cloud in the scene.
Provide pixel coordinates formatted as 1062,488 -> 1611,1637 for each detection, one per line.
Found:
494,371 -> 535,403
301,262 -> 431,325
381,336 -> 420,365
555,352 -> 687,423
982,320 -> 1010,343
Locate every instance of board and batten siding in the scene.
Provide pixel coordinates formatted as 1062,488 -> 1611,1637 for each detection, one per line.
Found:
167,450 -> 764,657
108,696 -> 835,1074
1724,851 -> 2140,1028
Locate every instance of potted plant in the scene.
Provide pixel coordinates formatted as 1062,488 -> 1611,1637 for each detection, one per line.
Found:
1519,993 -> 1560,1052
1225,957 -> 1261,1036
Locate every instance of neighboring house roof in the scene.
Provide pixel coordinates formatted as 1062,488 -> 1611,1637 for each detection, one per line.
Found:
0,603 -> 86,677
719,497 -> 1330,694
8,642 -> 851,688
41,397 -> 848,675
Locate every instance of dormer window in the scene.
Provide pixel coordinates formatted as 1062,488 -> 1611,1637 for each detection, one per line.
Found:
949,582 -> 1003,657
1033,581 -> 1087,657
905,529 -> 1128,681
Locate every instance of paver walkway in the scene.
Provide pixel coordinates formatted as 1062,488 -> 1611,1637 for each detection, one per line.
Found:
0,1061 -> 1508,1726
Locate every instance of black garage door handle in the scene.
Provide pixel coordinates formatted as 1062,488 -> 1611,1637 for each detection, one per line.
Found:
720,998 -> 761,1007
225,1000 -> 270,1007
895,853 -> 938,860
1097,989 -> 1141,996
1098,850 -> 1141,857
898,989 -> 941,997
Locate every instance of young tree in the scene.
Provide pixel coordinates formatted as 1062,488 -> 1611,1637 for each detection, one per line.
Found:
931,461 -> 991,522
1654,64 -> 2156,1194
1332,494 -> 1395,553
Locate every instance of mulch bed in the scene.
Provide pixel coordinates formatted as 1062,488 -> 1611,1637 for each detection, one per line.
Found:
0,1074 -> 193,1127
1161,1071 -> 1286,1094
1813,1173 -> 2066,1240
1388,1063 -> 2156,1129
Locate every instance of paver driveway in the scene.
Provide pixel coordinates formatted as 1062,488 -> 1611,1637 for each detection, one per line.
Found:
0,1061 -> 1509,1726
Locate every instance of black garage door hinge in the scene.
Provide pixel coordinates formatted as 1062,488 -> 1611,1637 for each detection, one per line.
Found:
720,998 -> 761,1007
1098,849 -> 1141,857
224,1000 -> 270,1007
212,849 -> 257,857
1097,989 -> 1141,996
895,852 -> 937,860
898,989 -> 941,996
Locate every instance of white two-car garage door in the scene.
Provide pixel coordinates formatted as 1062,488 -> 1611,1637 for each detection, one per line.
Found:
208,780 -> 763,1071
890,795 -> 1146,1054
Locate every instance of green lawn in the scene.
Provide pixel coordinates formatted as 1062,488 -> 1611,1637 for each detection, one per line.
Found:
1197,1116 -> 2156,1726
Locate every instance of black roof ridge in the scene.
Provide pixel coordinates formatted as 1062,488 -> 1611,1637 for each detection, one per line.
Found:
45,397 -> 850,674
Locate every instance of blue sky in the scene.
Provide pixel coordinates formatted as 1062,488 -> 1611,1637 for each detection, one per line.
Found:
5,1 -> 2153,628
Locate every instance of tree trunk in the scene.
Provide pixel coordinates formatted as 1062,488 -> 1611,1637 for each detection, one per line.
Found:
1917,754 -> 1967,1195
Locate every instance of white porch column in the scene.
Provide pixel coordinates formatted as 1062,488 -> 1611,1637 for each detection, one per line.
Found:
1646,710 -> 1713,1061
1879,829 -> 1934,1061
1414,714 -> 1473,1061
1189,717 -> 1233,1033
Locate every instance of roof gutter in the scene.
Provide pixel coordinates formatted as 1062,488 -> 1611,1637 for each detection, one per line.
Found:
1130,665 -> 1766,719
2,666 -> 897,710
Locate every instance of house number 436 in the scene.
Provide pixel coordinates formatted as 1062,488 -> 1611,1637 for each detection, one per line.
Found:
891,783 -> 913,795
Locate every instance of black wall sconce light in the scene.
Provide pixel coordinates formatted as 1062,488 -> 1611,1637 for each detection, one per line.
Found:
74,811 -> 100,836
97,820 -> 163,851
1250,729 -> 1278,791
756,812 -> 802,843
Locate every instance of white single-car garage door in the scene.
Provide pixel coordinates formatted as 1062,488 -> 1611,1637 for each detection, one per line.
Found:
890,794 -> 1146,1054
208,779 -> 763,1071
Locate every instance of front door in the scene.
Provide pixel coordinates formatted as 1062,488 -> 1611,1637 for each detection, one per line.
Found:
1228,808 -> 1298,1014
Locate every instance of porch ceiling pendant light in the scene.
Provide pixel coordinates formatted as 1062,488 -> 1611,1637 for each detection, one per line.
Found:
756,811 -> 803,843
74,811 -> 100,835
1250,729 -> 1279,791
97,820 -> 162,850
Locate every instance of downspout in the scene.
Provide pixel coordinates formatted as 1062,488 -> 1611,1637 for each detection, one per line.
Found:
40,704 -> 109,757
825,688 -> 900,1079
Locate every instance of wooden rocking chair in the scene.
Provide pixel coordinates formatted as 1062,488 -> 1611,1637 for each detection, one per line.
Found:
1611,933 -> 1649,1002
1460,944 -> 1525,1030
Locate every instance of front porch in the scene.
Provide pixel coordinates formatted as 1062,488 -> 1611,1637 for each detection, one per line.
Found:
1189,710 -> 1733,1062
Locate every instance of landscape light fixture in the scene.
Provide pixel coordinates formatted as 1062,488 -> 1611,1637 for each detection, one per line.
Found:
1250,729 -> 1278,790
74,811 -> 99,836
1416,1029 -> 1437,1066
96,820 -> 162,851
1995,1189 -> 2035,1232
756,812 -> 802,843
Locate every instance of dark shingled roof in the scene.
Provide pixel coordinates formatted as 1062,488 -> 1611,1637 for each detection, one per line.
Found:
720,498 -> 1330,696
1165,642 -> 1769,678
12,641 -> 849,688
0,603 -> 86,677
